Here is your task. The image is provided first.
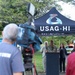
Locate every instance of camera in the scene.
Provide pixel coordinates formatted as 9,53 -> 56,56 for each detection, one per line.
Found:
16,23 -> 42,51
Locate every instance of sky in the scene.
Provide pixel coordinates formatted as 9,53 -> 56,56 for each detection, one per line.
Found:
57,1 -> 75,21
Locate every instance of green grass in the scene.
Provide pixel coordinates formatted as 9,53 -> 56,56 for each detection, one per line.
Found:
33,51 -> 44,72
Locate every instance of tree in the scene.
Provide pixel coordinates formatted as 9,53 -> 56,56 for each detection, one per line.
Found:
0,0 -> 60,23
0,0 -> 60,30
0,0 -> 28,24
62,0 -> 75,5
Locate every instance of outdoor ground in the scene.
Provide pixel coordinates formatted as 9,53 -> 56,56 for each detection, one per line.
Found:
37,71 -> 65,75
33,52 -> 66,75
23,51 -> 66,75
37,72 -> 65,75
24,72 -> 65,75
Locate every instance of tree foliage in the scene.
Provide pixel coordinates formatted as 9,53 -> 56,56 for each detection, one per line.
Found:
0,0 -> 28,24
41,35 -> 75,47
0,0 -> 60,28
0,0 -> 74,25
0,0 -> 74,31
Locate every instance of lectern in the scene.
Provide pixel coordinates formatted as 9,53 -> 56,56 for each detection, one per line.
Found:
46,52 -> 59,75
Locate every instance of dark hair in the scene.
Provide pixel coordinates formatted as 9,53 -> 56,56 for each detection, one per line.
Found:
50,40 -> 53,43
60,43 -> 65,48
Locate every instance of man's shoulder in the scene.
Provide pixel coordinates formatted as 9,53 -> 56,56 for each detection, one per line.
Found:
0,42 -> 19,52
53,45 -> 57,49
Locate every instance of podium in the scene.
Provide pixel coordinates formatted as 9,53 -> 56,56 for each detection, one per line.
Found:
46,52 -> 59,75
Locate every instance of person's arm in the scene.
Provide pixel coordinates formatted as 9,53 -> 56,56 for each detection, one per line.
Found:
45,46 -> 48,52
53,46 -> 57,52
13,72 -> 23,75
65,48 -> 67,55
40,46 -> 44,53
56,46 -> 57,52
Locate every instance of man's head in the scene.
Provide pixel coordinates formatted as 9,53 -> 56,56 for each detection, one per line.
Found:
50,40 -> 54,46
44,41 -> 48,46
2,23 -> 19,43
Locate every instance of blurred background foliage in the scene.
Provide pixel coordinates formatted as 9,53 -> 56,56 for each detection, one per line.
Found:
41,35 -> 75,48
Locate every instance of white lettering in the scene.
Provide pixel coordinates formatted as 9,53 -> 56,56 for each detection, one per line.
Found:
40,26 -> 44,31
55,26 -> 59,31
50,26 -> 54,31
0,53 -> 11,58
40,26 -> 60,31
45,26 -> 49,31
68,26 -> 70,31
63,26 -> 67,31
